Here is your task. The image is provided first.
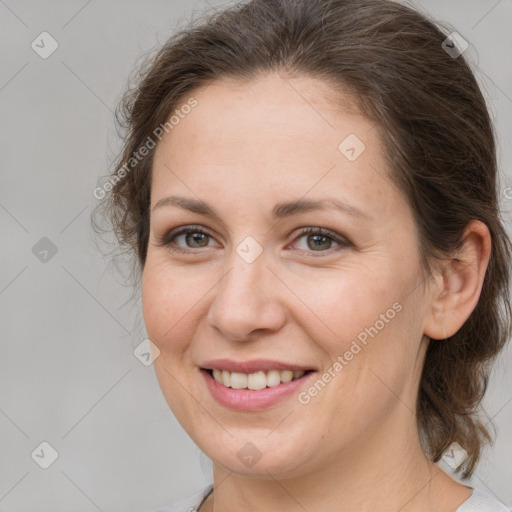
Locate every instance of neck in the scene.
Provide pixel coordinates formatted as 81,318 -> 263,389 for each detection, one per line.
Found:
203,409 -> 471,512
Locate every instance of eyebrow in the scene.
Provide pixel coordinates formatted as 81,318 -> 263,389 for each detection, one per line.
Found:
152,195 -> 372,221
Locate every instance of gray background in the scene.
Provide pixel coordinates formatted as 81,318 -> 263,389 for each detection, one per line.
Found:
1,0 -> 511,510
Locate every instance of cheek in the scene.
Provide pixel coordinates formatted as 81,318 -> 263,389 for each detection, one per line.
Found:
291,264 -> 417,399
283,264 -> 397,351
141,258 -> 202,354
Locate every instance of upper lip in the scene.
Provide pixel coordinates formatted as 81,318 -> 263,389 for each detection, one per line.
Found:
201,358 -> 315,374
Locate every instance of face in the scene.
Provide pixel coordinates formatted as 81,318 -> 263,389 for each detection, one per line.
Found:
142,73 -> 432,479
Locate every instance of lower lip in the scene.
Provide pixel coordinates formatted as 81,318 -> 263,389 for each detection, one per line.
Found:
201,369 -> 315,411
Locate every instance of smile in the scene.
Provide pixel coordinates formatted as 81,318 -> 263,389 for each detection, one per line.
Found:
200,367 -> 316,411
208,368 -> 310,390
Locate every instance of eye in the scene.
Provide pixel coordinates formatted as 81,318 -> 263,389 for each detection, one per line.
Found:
156,225 -> 351,256
289,227 -> 351,254
156,225 -> 219,254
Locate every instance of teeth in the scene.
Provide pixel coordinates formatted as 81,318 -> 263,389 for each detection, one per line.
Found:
230,372 -> 247,389
210,369 -> 307,389
248,371 -> 267,390
266,370 -> 281,387
281,370 -> 294,383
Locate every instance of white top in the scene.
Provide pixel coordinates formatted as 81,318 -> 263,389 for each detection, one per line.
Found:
152,484 -> 512,512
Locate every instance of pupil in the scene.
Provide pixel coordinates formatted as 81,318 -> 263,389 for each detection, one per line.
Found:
184,232 -> 332,250
187,232 -> 208,247
308,234 -> 330,251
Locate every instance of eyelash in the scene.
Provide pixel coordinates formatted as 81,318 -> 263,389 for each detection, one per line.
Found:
156,224 -> 351,256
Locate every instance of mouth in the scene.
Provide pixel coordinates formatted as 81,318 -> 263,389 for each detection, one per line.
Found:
202,368 -> 315,390
199,358 -> 318,410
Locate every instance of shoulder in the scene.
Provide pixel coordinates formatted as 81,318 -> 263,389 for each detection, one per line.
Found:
455,487 -> 512,512
148,484 -> 512,512
149,483 -> 214,512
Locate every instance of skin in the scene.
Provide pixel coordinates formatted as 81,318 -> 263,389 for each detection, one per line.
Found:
141,72 -> 491,512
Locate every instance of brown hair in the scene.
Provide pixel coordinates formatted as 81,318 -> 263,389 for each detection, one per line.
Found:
92,0 -> 512,478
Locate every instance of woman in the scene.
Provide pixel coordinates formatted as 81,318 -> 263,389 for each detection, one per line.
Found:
94,0 -> 512,510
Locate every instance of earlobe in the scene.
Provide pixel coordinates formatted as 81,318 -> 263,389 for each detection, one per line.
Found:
424,220 -> 491,341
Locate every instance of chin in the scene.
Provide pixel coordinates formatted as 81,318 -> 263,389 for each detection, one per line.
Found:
197,433 -> 319,479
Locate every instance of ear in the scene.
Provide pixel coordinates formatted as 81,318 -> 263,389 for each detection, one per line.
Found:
424,220 -> 492,341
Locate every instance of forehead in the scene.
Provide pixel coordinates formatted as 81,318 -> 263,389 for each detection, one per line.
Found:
151,73 -> 402,224
158,73 -> 364,156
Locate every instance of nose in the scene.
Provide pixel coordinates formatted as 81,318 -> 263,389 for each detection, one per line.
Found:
206,244 -> 287,342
